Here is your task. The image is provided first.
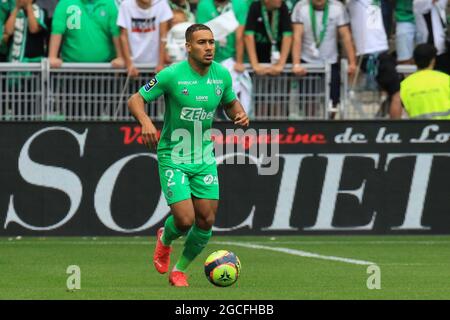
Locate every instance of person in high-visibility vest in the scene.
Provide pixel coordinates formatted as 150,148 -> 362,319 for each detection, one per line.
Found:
400,43 -> 450,119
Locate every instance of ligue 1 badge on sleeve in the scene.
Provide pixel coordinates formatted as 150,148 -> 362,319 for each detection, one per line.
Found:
144,78 -> 158,91
215,85 -> 222,96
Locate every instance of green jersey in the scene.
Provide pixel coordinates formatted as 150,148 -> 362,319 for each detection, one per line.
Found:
395,0 -> 414,23
139,60 -> 237,164
196,0 -> 247,62
52,0 -> 119,62
8,4 -> 47,63
0,0 -> 14,56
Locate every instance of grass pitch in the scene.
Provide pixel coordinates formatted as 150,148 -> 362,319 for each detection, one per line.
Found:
1,235 -> 449,300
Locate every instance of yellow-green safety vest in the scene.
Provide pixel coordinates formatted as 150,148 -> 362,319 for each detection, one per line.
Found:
400,69 -> 450,119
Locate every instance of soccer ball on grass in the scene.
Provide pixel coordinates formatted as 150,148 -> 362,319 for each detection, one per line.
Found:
204,250 -> 241,287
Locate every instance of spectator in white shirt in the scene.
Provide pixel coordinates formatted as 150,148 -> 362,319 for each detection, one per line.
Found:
291,0 -> 357,107
413,0 -> 449,74
346,0 -> 402,119
117,0 -> 173,77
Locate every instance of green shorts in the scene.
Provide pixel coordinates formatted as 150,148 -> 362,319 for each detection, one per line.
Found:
158,161 -> 219,205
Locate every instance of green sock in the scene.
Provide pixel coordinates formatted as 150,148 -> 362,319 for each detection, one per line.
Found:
161,215 -> 185,246
175,224 -> 212,272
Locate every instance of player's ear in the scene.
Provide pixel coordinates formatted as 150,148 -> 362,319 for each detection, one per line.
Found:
185,42 -> 191,53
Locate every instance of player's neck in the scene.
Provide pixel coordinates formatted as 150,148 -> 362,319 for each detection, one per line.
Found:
188,57 -> 210,76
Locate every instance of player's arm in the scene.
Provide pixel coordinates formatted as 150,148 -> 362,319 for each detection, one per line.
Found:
221,69 -> 249,127
223,99 -> 249,127
128,93 -> 159,149
128,75 -> 167,149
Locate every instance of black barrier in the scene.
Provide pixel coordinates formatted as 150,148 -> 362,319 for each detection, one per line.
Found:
1,121 -> 450,236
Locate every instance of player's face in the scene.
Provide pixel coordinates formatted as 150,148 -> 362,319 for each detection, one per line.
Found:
186,30 -> 215,66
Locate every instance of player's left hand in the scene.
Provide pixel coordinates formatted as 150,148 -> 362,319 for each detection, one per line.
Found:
234,112 -> 249,127
141,120 -> 159,150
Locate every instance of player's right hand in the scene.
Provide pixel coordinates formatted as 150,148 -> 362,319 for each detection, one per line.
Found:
141,121 -> 159,150
234,112 -> 250,127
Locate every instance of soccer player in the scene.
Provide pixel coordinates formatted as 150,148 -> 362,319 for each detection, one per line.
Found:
127,23 -> 249,287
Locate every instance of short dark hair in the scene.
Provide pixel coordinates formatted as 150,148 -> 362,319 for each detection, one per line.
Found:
185,24 -> 212,42
413,44 -> 437,69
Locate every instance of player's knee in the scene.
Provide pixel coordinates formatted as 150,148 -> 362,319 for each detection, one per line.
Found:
174,215 -> 194,231
196,214 -> 215,230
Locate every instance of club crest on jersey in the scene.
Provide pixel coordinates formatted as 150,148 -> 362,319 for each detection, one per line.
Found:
182,87 -> 189,95
215,85 -> 223,96
144,78 -> 158,91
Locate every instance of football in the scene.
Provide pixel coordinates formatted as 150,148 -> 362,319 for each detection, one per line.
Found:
204,250 -> 241,287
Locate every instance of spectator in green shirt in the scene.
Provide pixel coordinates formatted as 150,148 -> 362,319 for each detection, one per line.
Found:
245,0 -> 292,75
196,0 -> 247,72
395,0 -> 416,64
0,0 -> 14,61
48,0 -> 123,68
3,0 -> 47,63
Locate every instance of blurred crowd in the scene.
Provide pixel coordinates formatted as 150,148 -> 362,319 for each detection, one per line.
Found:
0,0 -> 449,118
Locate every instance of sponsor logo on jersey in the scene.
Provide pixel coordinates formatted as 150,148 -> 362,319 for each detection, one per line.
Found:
144,78 -> 158,91
180,107 -> 215,121
178,80 -> 198,85
196,96 -> 208,101
207,79 -> 223,85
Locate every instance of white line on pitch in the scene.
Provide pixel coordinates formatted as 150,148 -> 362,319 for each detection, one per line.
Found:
214,241 -> 375,266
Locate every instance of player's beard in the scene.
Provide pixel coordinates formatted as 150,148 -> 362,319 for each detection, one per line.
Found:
192,52 -> 213,67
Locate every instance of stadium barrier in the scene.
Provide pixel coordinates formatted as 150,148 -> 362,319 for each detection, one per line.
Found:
340,60 -> 417,120
1,60 -> 419,121
0,62 -> 46,121
0,60 -> 334,121
1,121 -> 450,236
